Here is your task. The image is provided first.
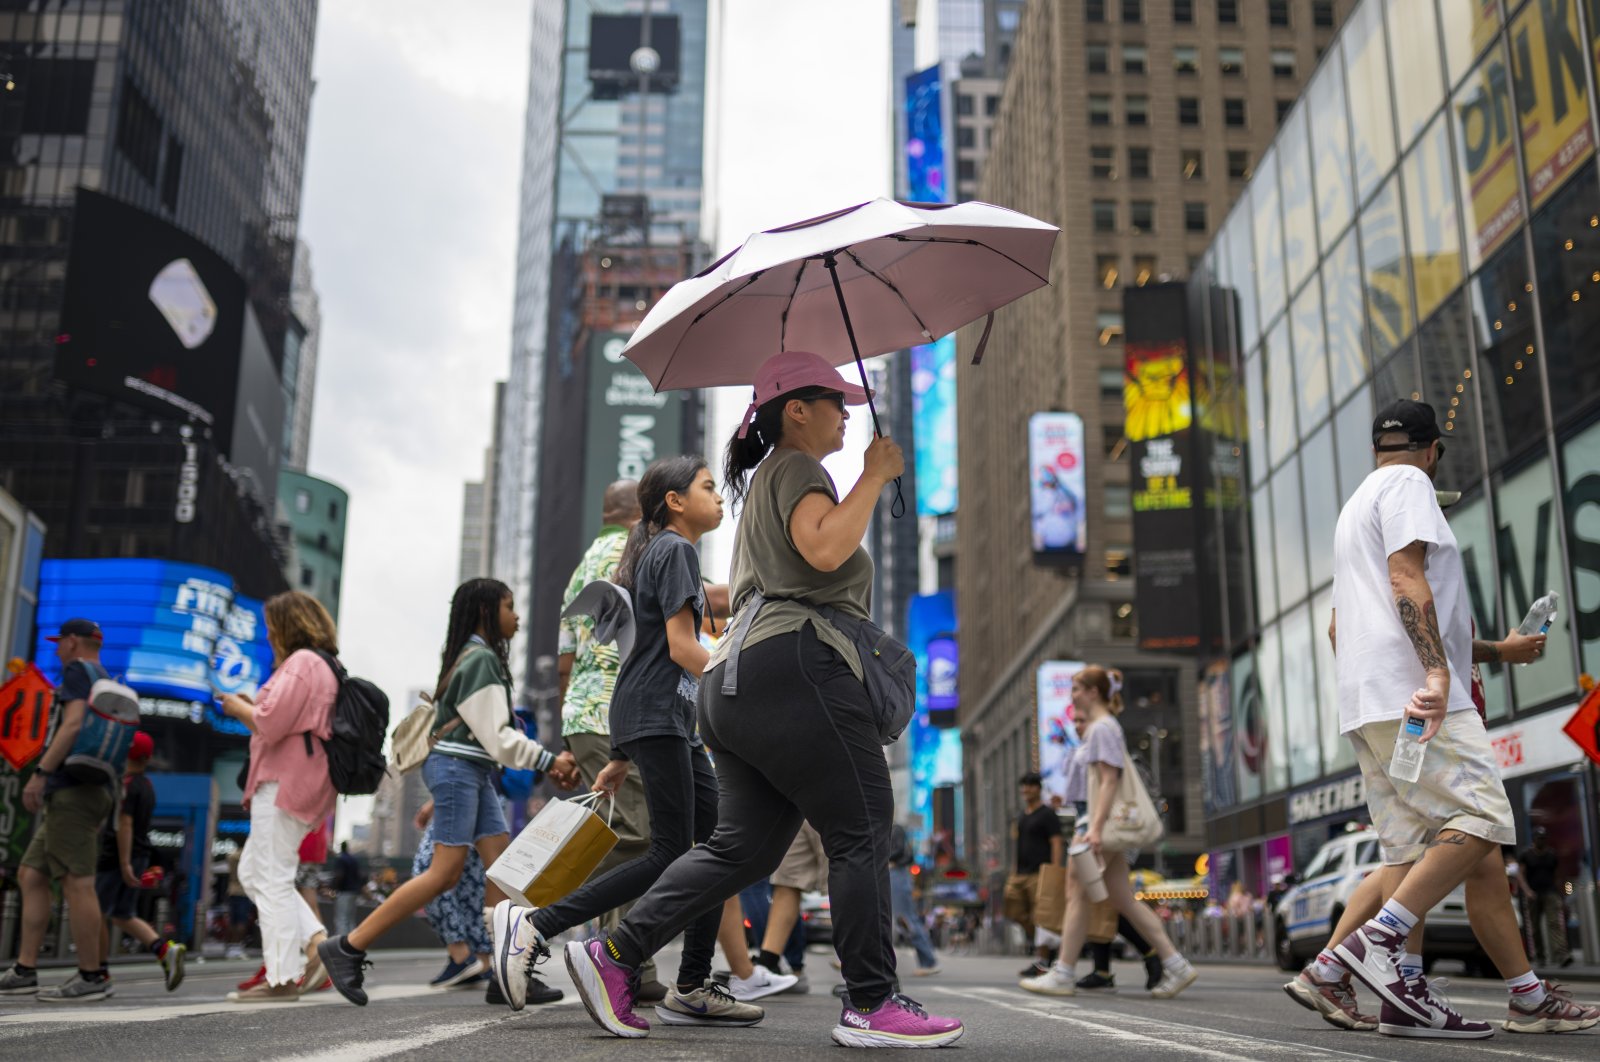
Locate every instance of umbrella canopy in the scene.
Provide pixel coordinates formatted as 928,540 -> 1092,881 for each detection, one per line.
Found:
620,199 -> 1059,393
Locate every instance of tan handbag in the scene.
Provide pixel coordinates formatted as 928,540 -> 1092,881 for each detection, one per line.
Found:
389,652 -> 470,773
1086,897 -> 1120,944
1086,729 -> 1164,852
1033,863 -> 1069,934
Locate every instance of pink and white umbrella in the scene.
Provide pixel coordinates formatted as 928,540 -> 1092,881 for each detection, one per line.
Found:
620,198 -> 1059,435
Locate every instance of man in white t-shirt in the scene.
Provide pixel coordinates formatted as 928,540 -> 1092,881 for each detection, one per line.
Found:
1320,400 -> 1520,1038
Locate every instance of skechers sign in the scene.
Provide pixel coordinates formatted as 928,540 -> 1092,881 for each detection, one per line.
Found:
34,559 -> 273,711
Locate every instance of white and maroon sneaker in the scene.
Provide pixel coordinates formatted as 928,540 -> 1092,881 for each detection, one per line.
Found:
1332,922 -> 1428,1024
1503,982 -> 1600,1033
832,993 -> 964,1048
1377,977 -> 1493,1039
1283,968 -> 1378,1031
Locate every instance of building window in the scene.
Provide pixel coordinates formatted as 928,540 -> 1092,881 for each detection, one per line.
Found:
1219,46 -> 1244,76
1093,200 -> 1117,233
116,77 -> 163,183
1178,97 -> 1200,126
1174,46 -> 1198,75
1133,255 -> 1157,286
299,567 -> 314,589
1104,424 -> 1126,457
1313,0 -> 1334,28
985,94 -> 1000,116
957,125 -> 975,148
956,94 -> 974,116
1123,45 -> 1147,74
1122,0 -> 1142,23
160,136 -> 183,213
1276,99 -> 1294,125
1126,95 -> 1149,126
1087,0 -> 1106,21
1087,44 -> 1110,74
1098,255 -> 1121,288
1090,94 -> 1113,126
1218,0 -> 1238,23
1100,366 -> 1126,399
1181,148 -> 1203,179
1105,485 -> 1133,519
1228,149 -> 1252,179
957,158 -> 977,181
1128,146 -> 1151,178
328,501 -> 339,521
1185,201 -> 1208,233
1173,0 -> 1193,23
1130,200 -> 1155,234
295,489 -> 311,514
1097,311 -> 1125,345
1269,0 -> 1290,26
1091,144 -> 1116,179
1272,48 -> 1296,78
1224,97 -> 1247,127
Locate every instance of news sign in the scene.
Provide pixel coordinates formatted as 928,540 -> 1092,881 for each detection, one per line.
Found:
34,559 -> 274,709
1028,412 -> 1086,564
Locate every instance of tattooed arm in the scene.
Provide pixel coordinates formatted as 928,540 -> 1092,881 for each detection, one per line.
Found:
1474,630 -> 1545,664
1388,540 -> 1451,740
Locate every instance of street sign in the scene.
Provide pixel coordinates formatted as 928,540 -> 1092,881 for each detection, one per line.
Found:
1563,686 -> 1600,767
0,665 -> 54,770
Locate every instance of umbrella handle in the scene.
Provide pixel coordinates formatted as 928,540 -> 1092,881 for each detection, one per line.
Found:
824,253 -> 907,520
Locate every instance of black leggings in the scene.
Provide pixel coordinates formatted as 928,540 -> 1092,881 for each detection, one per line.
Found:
610,625 -> 898,1011
531,737 -> 718,987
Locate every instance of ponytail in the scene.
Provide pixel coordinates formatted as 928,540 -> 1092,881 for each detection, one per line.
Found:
1079,664 -> 1125,714
722,385 -> 836,511
615,454 -> 707,593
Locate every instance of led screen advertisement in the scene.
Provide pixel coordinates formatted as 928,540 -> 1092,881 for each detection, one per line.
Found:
906,592 -> 961,861
33,559 -> 273,723
905,64 -> 946,203
1028,412 -> 1086,564
911,335 -> 958,517
1036,661 -> 1085,805
581,332 -> 686,534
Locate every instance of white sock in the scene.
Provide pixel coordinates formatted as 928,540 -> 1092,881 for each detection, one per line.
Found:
1309,949 -> 1347,982
1397,953 -> 1423,981
1162,953 -> 1189,973
1507,970 -> 1547,1007
1366,900 -> 1418,937
1051,960 -> 1076,979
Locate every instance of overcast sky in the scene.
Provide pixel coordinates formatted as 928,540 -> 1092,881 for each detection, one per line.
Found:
301,1 -> 889,830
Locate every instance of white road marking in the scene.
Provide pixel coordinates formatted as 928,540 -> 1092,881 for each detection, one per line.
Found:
262,1011 -> 547,1062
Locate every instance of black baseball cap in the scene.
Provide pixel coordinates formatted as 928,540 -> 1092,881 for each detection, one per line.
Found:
1372,399 -> 1442,450
45,618 -> 102,642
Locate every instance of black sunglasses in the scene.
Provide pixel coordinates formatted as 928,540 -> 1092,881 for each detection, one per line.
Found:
805,392 -> 846,411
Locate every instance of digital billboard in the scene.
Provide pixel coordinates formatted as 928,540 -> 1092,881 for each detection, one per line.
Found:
34,559 -> 274,717
580,332 -> 686,534
906,592 -> 961,859
1028,412 -> 1086,563
53,190 -> 283,503
905,64 -> 946,203
1037,661 -> 1085,805
911,335 -> 958,517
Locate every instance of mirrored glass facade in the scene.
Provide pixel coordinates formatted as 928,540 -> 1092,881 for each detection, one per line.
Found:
1185,0 -> 1600,889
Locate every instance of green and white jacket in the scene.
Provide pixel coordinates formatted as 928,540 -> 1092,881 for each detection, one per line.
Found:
432,636 -> 556,772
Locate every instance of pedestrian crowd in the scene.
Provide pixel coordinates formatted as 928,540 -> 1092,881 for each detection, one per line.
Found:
3,380 -> 1597,1047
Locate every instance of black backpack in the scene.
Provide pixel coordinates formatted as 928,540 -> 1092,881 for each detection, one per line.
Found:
308,650 -> 390,795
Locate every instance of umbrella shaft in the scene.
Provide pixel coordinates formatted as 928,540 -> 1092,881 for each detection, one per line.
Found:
822,253 -> 883,438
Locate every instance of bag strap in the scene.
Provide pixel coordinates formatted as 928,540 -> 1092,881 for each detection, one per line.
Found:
719,592 -> 769,697
569,789 -> 616,828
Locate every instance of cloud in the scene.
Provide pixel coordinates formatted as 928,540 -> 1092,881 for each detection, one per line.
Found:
298,0 -> 528,810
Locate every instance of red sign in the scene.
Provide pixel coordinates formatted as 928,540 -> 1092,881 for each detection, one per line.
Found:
0,665 -> 54,771
1564,686 -> 1600,768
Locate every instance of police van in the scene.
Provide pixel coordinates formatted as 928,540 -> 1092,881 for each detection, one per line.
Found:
1273,826 -> 1491,974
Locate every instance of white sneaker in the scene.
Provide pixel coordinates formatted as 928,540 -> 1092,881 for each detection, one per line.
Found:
1150,962 -> 1198,999
728,965 -> 799,1001
489,899 -> 544,1011
1020,964 -> 1077,996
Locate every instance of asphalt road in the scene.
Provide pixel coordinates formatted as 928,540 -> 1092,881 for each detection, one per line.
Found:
4,946 -> 1598,1060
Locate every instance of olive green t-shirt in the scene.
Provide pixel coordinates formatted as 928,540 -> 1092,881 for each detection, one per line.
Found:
709,447 -> 875,679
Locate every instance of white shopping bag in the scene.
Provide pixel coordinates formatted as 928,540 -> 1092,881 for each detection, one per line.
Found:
486,792 -> 618,907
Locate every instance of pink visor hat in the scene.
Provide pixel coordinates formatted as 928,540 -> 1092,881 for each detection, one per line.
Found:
736,350 -> 874,438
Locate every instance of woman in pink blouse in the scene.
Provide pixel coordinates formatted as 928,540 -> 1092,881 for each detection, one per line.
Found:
218,591 -> 340,1002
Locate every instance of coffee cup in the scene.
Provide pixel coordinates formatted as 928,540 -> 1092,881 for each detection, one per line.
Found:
1068,841 -> 1108,902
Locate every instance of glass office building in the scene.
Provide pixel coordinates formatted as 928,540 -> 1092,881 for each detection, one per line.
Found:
1180,0 -> 1600,946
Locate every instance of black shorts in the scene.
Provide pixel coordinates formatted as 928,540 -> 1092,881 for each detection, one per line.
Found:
95,857 -> 148,921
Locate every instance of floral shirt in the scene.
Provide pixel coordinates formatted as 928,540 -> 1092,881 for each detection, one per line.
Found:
559,526 -> 628,737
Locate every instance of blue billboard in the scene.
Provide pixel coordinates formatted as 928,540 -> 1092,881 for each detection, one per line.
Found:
905,64 -> 946,203
911,334 -> 958,516
906,592 -> 961,860
34,559 -> 274,717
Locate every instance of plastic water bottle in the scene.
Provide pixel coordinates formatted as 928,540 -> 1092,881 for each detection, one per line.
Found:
1516,591 -> 1559,636
1389,712 -> 1427,783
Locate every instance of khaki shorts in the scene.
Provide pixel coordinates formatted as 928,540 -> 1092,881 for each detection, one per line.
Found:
21,782 -> 114,880
1349,710 -> 1516,865
1002,871 -> 1039,927
772,821 -> 829,893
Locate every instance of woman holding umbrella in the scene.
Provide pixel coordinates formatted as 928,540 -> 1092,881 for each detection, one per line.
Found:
562,349 -> 964,1049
